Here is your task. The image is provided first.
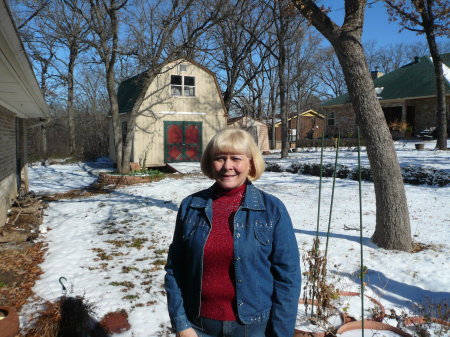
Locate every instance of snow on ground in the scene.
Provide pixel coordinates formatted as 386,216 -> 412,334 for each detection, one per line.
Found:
29,158 -> 114,194
265,139 -> 450,172
21,143 -> 449,336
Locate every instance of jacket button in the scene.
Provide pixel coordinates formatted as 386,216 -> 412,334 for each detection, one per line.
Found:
237,279 -> 242,283
239,302 -> 243,306
235,257 -> 240,261
236,233 -> 240,238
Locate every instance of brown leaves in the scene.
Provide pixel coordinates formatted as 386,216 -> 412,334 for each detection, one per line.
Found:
0,242 -> 46,311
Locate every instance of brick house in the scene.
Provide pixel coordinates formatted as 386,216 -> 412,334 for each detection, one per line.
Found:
0,0 -> 49,226
111,59 -> 227,167
321,54 -> 450,137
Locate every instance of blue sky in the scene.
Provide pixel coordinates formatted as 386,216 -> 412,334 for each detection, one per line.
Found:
326,2 -> 448,48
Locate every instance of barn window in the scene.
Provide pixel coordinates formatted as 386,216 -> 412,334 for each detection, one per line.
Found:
184,76 -> 195,96
171,75 -> 182,96
327,111 -> 335,126
171,75 -> 195,97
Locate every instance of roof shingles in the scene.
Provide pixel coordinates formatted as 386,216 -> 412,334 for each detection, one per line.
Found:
322,53 -> 450,107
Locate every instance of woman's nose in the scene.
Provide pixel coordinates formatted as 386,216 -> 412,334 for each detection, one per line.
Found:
223,158 -> 233,170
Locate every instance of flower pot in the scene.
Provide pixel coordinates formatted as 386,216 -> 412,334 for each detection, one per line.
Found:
294,299 -> 344,337
0,306 -> 20,337
402,316 -> 450,336
336,320 -> 412,337
415,143 -> 425,150
337,291 -> 385,322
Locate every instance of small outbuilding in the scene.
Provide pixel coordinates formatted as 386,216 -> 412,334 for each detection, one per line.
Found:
111,59 -> 227,167
227,116 -> 270,153
273,110 -> 325,148
0,0 -> 49,226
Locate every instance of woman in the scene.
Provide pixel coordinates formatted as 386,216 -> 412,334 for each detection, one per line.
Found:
165,128 -> 300,337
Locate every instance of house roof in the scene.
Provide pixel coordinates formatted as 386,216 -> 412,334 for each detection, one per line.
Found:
227,115 -> 266,126
322,53 -> 450,107
274,109 -> 324,126
0,0 -> 48,119
118,59 -> 225,114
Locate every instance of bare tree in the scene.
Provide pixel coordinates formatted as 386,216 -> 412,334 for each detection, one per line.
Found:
292,0 -> 412,251
43,0 -> 90,155
315,46 -> 348,100
206,0 -> 271,113
66,0 -> 225,173
383,0 -> 449,150
253,0 -> 305,158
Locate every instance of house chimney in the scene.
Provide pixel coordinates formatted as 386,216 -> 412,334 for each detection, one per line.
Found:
371,66 -> 384,80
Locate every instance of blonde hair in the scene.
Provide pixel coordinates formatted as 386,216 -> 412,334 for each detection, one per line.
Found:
201,128 -> 265,181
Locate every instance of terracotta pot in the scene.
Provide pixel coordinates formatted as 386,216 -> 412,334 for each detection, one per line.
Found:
294,299 -> 344,337
403,316 -> 450,327
338,291 -> 385,322
415,143 -> 425,150
99,310 -> 130,334
337,320 -> 412,337
0,306 -> 20,337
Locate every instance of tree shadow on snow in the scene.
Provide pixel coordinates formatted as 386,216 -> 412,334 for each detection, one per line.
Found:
295,229 -> 378,249
333,269 -> 450,314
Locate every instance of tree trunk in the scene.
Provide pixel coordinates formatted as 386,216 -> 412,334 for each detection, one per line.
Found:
41,125 -> 48,165
422,19 -> 447,150
293,0 -> 412,251
279,15 -> 289,158
67,45 -> 77,155
332,38 -> 412,251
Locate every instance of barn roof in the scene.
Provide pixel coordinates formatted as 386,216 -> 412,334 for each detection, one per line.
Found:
117,59 -> 225,114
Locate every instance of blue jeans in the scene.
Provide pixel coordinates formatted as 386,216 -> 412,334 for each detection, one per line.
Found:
191,317 -> 268,337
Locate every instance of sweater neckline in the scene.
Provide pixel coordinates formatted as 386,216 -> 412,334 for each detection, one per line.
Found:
213,181 -> 247,198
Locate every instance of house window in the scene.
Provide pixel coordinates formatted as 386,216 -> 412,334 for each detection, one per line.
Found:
327,111 -> 335,126
171,75 -> 195,97
122,121 -> 127,145
180,64 -> 188,72
289,128 -> 297,142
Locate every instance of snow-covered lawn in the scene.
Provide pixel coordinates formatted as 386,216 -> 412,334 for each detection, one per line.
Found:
22,141 -> 449,336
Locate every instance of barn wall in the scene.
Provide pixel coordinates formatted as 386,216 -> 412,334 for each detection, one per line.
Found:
133,61 -> 226,166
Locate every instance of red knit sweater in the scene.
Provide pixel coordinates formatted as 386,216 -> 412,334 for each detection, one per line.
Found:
200,183 -> 246,321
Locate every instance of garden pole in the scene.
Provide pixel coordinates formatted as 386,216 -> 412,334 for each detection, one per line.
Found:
357,127 -> 365,335
325,131 -> 340,257
311,129 -> 326,317
315,130 -> 325,249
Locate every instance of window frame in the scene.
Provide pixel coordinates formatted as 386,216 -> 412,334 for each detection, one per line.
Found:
327,111 -> 335,126
170,75 -> 195,97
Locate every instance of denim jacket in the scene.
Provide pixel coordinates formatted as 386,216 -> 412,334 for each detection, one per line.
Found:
164,182 -> 301,337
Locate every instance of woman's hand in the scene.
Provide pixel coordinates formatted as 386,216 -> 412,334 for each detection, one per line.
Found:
176,327 -> 198,337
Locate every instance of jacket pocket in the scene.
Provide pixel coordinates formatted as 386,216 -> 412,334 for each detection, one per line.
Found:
254,225 -> 273,246
182,219 -> 198,241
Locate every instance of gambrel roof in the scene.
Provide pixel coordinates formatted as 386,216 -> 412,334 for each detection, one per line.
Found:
322,53 -> 450,107
117,59 -> 225,114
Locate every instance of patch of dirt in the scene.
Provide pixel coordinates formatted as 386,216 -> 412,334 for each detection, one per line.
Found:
411,241 -> 443,253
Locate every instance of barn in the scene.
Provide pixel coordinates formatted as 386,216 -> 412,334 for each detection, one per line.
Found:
111,59 -> 227,167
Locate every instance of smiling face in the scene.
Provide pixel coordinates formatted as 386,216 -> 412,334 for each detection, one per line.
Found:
212,153 -> 252,190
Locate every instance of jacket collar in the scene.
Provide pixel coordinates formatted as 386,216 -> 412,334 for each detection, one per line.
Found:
190,181 -> 266,211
